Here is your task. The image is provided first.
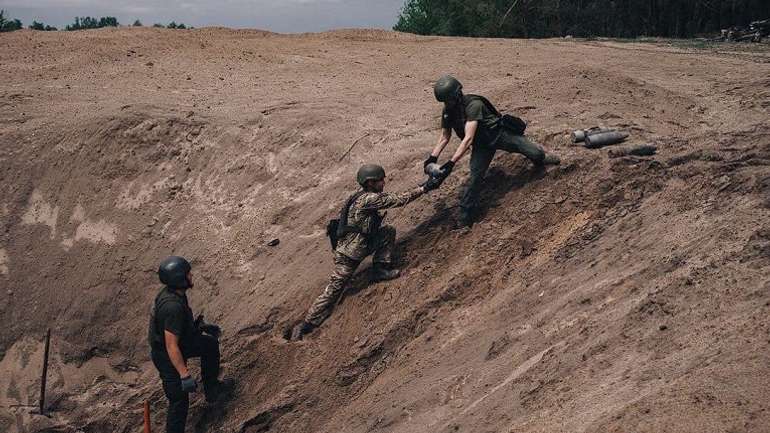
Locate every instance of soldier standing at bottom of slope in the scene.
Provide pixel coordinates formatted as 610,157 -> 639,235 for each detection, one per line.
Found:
291,164 -> 443,340
426,75 -> 561,228
148,256 -> 233,433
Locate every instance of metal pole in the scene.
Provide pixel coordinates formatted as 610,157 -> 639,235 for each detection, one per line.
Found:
143,400 -> 152,433
39,329 -> 50,415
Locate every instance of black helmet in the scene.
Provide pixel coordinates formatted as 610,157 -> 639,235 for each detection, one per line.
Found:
356,164 -> 386,187
158,256 -> 192,289
434,75 -> 463,102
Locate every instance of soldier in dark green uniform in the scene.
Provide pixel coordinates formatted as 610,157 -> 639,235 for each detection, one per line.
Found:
426,75 -> 561,227
291,164 -> 441,340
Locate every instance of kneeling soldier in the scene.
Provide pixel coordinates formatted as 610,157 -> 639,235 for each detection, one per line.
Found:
291,164 -> 441,340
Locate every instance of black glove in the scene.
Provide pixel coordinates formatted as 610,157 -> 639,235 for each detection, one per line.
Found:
423,176 -> 443,192
180,375 -> 198,393
440,160 -> 455,178
195,314 -> 221,339
200,323 -> 221,339
194,314 -> 204,329
423,155 -> 438,170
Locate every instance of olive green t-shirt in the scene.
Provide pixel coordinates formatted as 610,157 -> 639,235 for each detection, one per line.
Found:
441,94 -> 501,147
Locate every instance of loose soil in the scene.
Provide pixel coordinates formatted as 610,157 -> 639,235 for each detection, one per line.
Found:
1,27 -> 769,433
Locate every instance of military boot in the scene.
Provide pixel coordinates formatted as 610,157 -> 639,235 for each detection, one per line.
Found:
457,208 -> 474,229
290,320 -> 315,341
542,153 -> 561,165
204,378 -> 236,404
371,264 -> 400,282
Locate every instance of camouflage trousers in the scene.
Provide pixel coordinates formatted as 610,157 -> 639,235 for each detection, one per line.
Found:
304,226 -> 396,327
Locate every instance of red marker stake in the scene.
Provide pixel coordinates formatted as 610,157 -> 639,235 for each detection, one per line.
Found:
144,400 -> 152,433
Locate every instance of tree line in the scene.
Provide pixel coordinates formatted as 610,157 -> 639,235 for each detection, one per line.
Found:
0,10 -> 23,32
0,10 -> 190,32
394,0 -> 770,38
65,16 -> 119,30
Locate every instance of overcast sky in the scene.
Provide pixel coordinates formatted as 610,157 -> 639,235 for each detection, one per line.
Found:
0,0 -> 407,32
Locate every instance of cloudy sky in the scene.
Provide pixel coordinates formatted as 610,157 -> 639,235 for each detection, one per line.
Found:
0,0 -> 407,32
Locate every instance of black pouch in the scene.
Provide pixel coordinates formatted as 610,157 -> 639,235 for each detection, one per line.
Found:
327,190 -> 368,251
500,114 -> 527,135
326,219 -> 340,250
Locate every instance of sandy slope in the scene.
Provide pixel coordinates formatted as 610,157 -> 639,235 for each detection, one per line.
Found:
1,27 -> 769,433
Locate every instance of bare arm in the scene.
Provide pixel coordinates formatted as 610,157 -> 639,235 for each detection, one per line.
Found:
450,120 -> 478,163
164,330 -> 189,377
430,128 -> 452,157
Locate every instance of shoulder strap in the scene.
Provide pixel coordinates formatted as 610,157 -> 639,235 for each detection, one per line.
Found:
467,94 -> 501,117
336,190 -> 368,237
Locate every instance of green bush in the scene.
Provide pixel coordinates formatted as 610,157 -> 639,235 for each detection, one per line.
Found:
166,21 -> 189,29
0,10 -> 23,32
394,0 -> 437,35
29,21 -> 57,31
65,16 -> 119,31
98,16 -> 118,27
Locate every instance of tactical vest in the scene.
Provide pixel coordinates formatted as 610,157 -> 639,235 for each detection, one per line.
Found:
326,191 -> 382,250
147,288 -> 194,351
445,95 -> 526,144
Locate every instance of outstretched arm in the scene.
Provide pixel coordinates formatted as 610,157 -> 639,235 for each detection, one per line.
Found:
430,128 -> 452,158
360,187 -> 426,211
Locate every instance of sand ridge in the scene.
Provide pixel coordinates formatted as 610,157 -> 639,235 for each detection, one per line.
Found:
0,27 -> 769,433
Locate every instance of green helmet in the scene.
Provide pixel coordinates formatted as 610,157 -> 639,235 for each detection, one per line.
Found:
434,75 -> 463,102
356,164 -> 386,187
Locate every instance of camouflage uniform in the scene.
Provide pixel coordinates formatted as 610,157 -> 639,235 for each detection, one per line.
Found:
304,187 -> 424,326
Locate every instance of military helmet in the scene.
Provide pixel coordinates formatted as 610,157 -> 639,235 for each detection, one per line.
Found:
434,75 -> 463,102
158,256 -> 192,289
356,164 -> 386,187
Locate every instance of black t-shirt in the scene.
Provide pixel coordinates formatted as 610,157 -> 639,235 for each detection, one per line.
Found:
441,94 -> 501,147
148,287 -> 195,353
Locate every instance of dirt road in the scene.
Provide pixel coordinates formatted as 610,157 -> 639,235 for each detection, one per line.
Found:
1,27 -> 769,433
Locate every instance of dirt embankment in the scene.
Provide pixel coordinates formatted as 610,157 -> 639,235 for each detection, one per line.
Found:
1,27 -> 769,433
